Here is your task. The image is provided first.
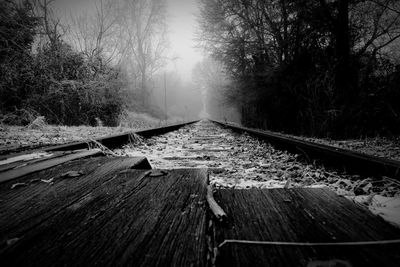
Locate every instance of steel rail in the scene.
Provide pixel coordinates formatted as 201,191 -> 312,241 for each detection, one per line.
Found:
211,119 -> 400,179
0,120 -> 199,158
44,120 -> 200,152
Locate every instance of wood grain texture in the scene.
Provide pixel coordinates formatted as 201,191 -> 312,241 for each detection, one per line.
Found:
0,151 -> 76,172
0,156 -> 151,249
214,188 -> 400,267
0,150 -> 103,183
0,168 -> 208,267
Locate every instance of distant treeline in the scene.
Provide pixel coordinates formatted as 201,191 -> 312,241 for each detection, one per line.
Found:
199,0 -> 400,138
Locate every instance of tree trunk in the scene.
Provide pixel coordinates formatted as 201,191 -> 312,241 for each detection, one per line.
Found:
141,69 -> 147,106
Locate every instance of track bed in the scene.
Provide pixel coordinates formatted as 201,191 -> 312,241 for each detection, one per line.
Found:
1,120 -> 399,266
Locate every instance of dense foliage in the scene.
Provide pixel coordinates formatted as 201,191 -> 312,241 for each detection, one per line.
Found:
0,0 -> 123,126
199,0 -> 400,138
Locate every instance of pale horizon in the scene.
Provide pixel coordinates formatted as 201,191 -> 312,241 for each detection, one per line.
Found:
166,0 -> 203,81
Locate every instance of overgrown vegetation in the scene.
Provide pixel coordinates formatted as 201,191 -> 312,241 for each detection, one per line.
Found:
0,0 -> 125,126
0,0 -> 169,126
199,0 -> 400,138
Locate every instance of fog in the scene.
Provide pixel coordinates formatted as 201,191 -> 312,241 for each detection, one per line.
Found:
150,71 -> 202,121
4,0 -> 399,138
46,0 -> 226,122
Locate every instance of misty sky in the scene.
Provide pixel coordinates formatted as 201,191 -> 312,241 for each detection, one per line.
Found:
56,0 -> 202,82
166,0 -> 202,80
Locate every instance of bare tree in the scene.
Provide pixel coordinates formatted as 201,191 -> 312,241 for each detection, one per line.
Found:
117,0 -> 168,105
65,0 -> 168,105
197,0 -> 297,78
31,0 -> 66,48
68,0 -> 124,68
352,0 -> 400,57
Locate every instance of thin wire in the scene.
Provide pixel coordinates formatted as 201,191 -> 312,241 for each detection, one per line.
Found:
218,239 -> 400,249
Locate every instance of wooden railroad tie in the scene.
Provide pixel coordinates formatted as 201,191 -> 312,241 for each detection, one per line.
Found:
212,187 -> 400,267
1,146 -> 399,266
0,162 -> 208,267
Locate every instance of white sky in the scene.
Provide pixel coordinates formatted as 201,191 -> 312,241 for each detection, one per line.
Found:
166,0 -> 203,81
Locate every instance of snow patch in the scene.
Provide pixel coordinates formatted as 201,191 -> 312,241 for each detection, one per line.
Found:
348,195 -> 400,228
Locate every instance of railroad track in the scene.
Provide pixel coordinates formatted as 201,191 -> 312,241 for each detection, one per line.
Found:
112,120 -> 400,195
212,119 -> 400,179
1,120 -> 400,266
0,120 -> 199,158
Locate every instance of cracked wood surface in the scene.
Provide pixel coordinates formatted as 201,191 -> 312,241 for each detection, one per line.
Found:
0,156 -> 151,248
214,188 -> 400,267
0,164 -> 208,267
0,149 -> 104,183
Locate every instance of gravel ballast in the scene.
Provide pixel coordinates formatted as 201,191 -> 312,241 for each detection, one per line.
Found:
114,120 -> 400,227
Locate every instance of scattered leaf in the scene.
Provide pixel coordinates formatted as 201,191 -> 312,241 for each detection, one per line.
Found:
41,178 -> 54,183
60,170 -> 84,179
365,193 -> 376,206
284,179 -> 291,189
11,183 -> 27,189
146,170 -> 168,177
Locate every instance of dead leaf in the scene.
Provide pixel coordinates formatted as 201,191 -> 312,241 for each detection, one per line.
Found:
364,193 -> 376,206
60,170 -> 84,178
146,170 -> 168,177
41,178 -> 54,183
284,178 -> 292,189
11,183 -> 27,189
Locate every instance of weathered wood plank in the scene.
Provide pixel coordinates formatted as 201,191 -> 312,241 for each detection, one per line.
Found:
0,149 -> 103,183
214,188 -> 400,267
0,168 -> 208,267
0,151 -> 74,172
0,156 -> 151,249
